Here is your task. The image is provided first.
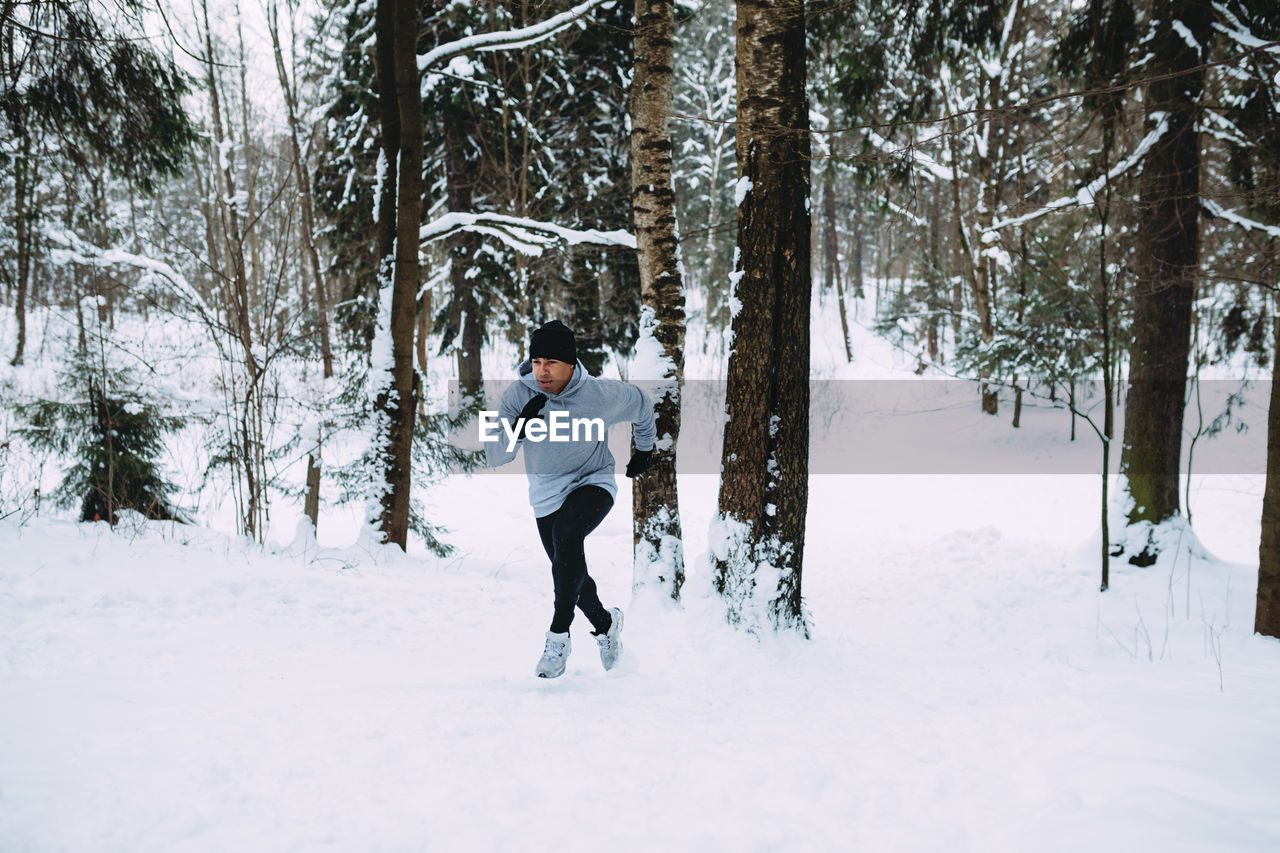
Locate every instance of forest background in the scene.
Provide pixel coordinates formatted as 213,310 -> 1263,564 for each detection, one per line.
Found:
1,0 -> 1279,634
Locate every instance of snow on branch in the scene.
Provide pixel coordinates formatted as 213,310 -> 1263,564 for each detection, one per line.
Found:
1212,2 -> 1280,56
417,0 -> 606,74
883,198 -> 925,228
45,227 -> 215,318
986,115 -> 1170,235
1203,199 -> 1280,239
419,212 -> 635,256
865,130 -> 954,182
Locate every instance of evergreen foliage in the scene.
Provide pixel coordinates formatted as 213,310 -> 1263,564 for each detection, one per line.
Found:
321,367 -> 484,556
671,0 -> 736,336
18,357 -> 185,524
0,0 -> 198,191
312,0 -> 382,349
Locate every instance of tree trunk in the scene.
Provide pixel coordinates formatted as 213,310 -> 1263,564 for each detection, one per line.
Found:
1258,307 -> 1280,637
417,287 -> 430,417
443,109 -> 483,405
852,182 -> 865,302
1098,141 -> 1117,591
202,0 -> 263,540
268,0 -> 334,379
305,430 -> 321,533
925,182 -> 942,363
569,250 -> 606,375
823,172 -> 852,362
10,138 -> 31,367
370,0 -> 422,549
713,0 -> 810,635
1118,0 -> 1211,562
631,0 -> 686,601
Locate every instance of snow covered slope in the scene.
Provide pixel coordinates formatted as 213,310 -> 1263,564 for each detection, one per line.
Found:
2,471 -> 1278,851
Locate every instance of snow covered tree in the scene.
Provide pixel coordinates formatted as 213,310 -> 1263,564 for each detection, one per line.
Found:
367,0 -> 425,548
312,0 -> 382,349
1117,0 -> 1216,564
814,0 -> 1024,398
711,0 -> 811,635
524,0 -> 639,373
267,0 -> 335,380
631,0 -> 686,600
671,0 -> 736,343
419,0 -> 518,406
1206,1 -> 1280,635
18,356 -> 185,524
358,0 -> 626,549
0,0 -> 197,366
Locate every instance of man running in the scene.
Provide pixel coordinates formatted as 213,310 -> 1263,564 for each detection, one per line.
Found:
483,320 -> 656,678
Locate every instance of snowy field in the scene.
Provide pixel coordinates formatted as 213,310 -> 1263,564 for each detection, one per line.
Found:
2,299 -> 1280,850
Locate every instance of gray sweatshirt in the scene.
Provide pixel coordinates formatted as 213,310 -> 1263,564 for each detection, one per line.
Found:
484,358 -> 657,517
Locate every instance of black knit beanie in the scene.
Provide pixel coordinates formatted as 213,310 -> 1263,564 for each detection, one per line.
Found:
530,320 -> 577,364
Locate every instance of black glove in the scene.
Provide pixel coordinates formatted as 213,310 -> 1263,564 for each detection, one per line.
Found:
625,448 -> 654,478
513,393 -> 547,439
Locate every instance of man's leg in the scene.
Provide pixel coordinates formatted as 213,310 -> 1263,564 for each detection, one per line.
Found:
535,485 -> 614,634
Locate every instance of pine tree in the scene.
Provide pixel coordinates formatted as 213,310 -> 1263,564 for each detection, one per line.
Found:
0,0 -> 197,365
312,0 -> 383,349
18,357 -> 185,524
671,0 -> 736,344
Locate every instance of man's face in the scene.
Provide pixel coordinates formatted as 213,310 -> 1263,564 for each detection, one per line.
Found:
532,358 -> 574,395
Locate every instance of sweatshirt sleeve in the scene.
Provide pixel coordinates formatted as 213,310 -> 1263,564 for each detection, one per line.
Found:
483,385 -> 526,468
611,381 -> 657,451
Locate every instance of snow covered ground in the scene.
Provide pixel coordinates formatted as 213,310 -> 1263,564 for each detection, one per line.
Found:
2,298 -> 1279,850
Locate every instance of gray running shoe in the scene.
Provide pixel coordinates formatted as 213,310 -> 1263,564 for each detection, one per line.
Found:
594,607 -> 624,671
535,631 -> 571,678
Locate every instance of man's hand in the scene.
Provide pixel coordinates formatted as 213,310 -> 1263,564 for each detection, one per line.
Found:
625,448 -> 653,478
514,393 -> 547,439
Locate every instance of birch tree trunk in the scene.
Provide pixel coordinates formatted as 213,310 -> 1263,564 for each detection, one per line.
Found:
712,0 -> 810,635
631,0 -> 686,600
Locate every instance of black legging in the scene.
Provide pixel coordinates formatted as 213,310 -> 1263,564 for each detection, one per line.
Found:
536,485 -> 614,635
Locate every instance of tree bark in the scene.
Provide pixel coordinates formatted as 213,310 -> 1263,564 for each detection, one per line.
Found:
822,170 -> 851,362
305,433 -> 321,533
852,182 -> 865,302
1118,0 -> 1212,561
1258,308 -> 1280,637
10,136 -> 32,367
713,0 -> 810,635
631,0 -> 686,601
370,0 -> 423,549
417,286 -> 430,416
568,250 -> 607,375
